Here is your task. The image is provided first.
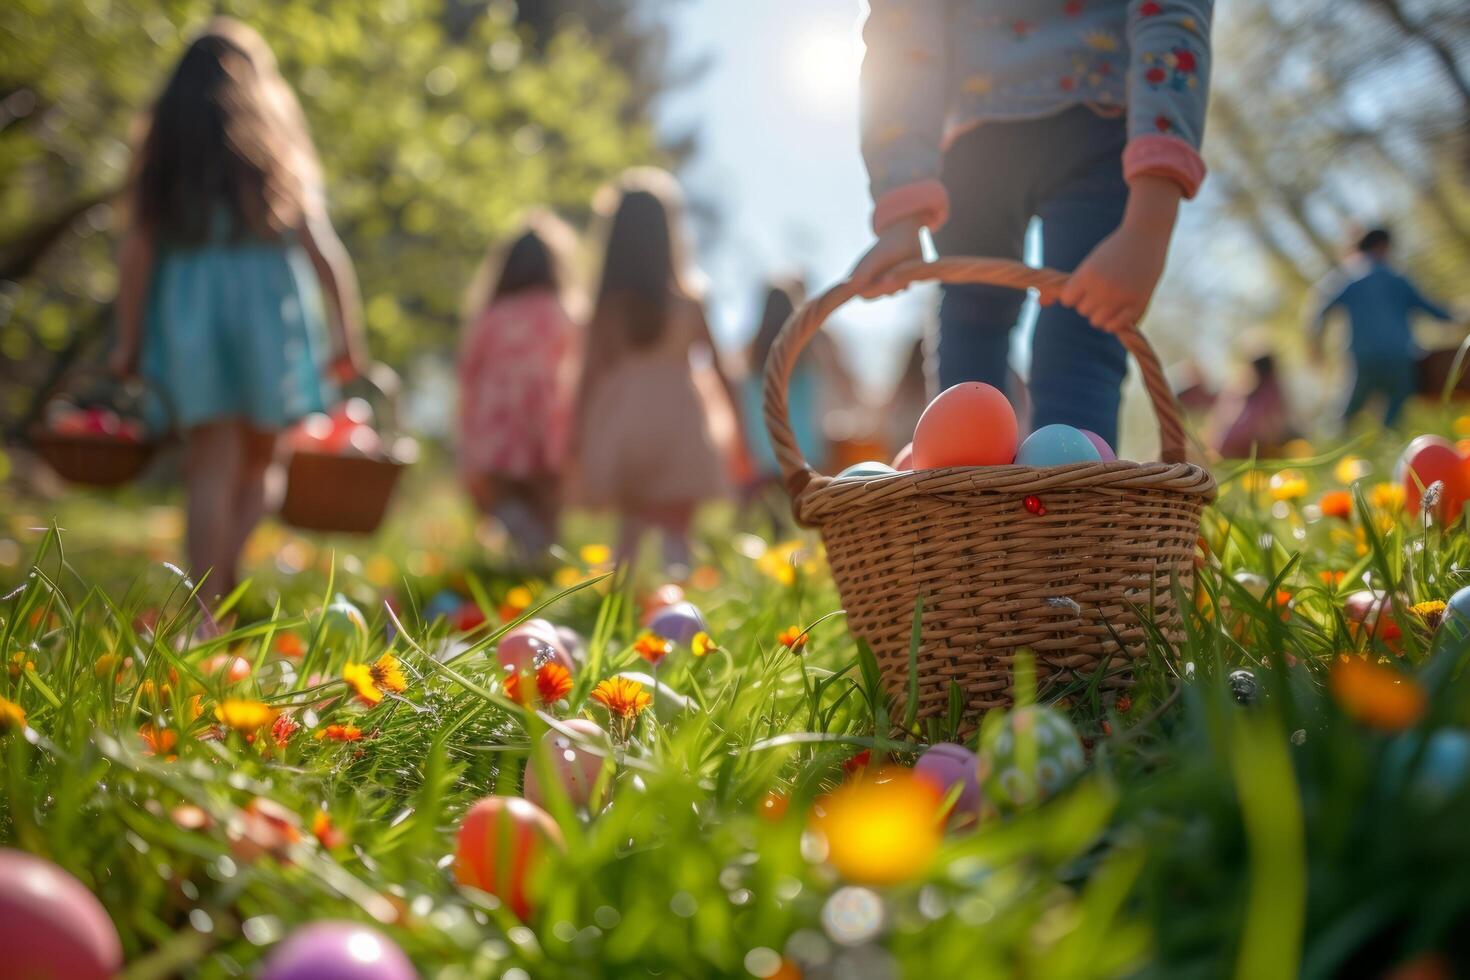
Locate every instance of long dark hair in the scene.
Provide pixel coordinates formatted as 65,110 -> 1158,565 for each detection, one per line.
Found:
588,168 -> 698,352
131,19 -> 319,245
747,280 -> 802,374
462,211 -> 579,331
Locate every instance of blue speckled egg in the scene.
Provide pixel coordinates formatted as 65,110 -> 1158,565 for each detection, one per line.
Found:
836,461 -> 898,480
976,705 -> 1087,811
1014,424 -> 1103,467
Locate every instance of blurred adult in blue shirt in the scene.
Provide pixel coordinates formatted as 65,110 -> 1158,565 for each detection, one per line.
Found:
1310,228 -> 1456,426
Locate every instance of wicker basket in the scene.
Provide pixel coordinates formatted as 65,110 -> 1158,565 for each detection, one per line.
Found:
763,257 -> 1217,721
278,363 -> 411,534
28,376 -> 167,488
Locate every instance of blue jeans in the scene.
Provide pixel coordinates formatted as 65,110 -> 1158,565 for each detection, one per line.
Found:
1345,353 -> 1415,426
934,107 -> 1131,448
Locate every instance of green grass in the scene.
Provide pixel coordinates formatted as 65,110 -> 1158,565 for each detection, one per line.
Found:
3,431 -> 1470,979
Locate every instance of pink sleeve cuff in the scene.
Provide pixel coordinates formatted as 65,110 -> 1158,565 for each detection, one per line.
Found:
1123,135 -> 1207,200
872,179 -> 950,233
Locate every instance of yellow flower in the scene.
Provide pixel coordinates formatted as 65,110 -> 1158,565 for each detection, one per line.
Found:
1370,482 -> 1406,512
343,662 -> 383,706
808,768 -> 943,885
505,585 -> 534,612
1268,469 -> 1307,502
1240,470 -> 1271,495
778,626 -> 808,651
1330,656 -> 1426,731
0,696 -> 26,732
552,567 -> 584,589
215,699 -> 276,732
691,632 -> 718,657
1083,30 -> 1119,52
1282,439 -> 1315,459
369,654 -> 407,694
1334,456 -> 1370,484
590,677 -> 653,719
1455,415 -> 1470,438
1410,600 -> 1447,628
8,651 -> 34,679
579,544 -> 612,567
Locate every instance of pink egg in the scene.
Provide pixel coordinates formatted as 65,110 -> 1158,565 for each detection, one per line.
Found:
260,920 -> 416,980
523,719 -> 610,808
891,442 -> 914,471
913,383 -> 1018,468
497,618 -> 573,674
913,743 -> 982,818
0,849 -> 122,980
1079,429 -> 1116,462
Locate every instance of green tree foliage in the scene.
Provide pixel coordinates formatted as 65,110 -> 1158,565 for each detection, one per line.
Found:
0,0 -> 656,427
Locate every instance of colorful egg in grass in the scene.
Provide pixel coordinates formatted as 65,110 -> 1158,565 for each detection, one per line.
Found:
836,460 -> 897,480
1396,434 -> 1470,520
1439,585 -> 1470,648
319,594 -> 369,649
647,601 -> 708,646
0,849 -> 122,980
976,705 -> 1086,812
523,718 -> 611,808
1014,424 -> 1103,467
640,583 -> 686,623
201,652 -> 253,683
912,382 -> 1018,468
1231,571 -> 1271,600
1079,429 -> 1116,462
260,920 -> 416,980
423,589 -> 463,624
497,618 -> 573,674
615,670 -> 698,722
555,625 -> 588,666
454,796 -> 564,920
891,442 -> 915,471
913,743 -> 982,819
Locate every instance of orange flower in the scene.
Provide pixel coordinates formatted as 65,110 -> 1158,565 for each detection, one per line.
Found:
778,626 -> 808,650
633,632 -> 673,666
311,809 -> 346,849
590,677 -> 653,719
139,724 -> 178,757
809,767 -> 943,885
369,653 -> 407,694
504,662 -> 573,705
758,790 -> 789,822
273,632 -> 307,658
691,631 -> 718,657
271,714 -> 300,748
1319,490 -> 1353,521
8,651 -> 34,679
0,696 -> 27,732
343,662 -> 383,706
316,723 -> 363,742
215,699 -> 276,732
1330,656 -> 1427,731
1319,569 -> 1347,588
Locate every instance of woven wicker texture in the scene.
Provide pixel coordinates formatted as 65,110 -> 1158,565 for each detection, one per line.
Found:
763,257 -> 1216,720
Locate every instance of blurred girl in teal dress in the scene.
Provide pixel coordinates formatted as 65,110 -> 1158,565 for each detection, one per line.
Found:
110,19 -> 366,601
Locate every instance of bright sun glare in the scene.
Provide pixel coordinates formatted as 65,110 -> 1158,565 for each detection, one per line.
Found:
789,30 -> 862,114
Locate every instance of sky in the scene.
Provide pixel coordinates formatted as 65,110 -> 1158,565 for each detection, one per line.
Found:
654,0 -> 937,396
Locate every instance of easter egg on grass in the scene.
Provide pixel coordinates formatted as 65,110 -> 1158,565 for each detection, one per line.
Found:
423,589 -> 463,624
1384,729 -> 1470,805
319,594 -> 369,650
892,442 -> 914,471
1437,585 -> 1470,651
1396,435 -> 1470,521
454,796 -> 564,920
523,718 -> 611,809
556,625 -> 588,666
1231,571 -> 1270,600
0,849 -> 122,980
1014,424 -> 1103,467
615,670 -> 698,721
261,920 -> 416,980
1344,589 -> 1401,647
640,583 -> 686,623
976,705 -> 1087,811
912,383 -> 1018,468
1079,429 -> 1116,462
497,618 -> 574,674
836,460 -> 897,480
913,743 -> 982,820
647,601 -> 708,646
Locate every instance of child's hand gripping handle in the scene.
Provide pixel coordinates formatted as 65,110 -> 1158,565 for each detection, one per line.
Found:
761,257 -> 1191,510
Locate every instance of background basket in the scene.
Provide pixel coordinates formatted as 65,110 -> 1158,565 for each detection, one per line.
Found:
763,257 -> 1217,722
278,363 -> 411,534
28,374 -> 168,488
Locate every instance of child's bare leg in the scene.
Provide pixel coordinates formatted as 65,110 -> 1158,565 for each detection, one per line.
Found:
223,425 -> 277,590
615,514 -> 649,569
647,502 -> 695,574
183,421 -> 244,600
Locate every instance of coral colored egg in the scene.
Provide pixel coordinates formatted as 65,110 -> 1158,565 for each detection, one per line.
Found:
891,442 -> 914,471
1397,435 -> 1470,521
454,796 -> 564,920
912,383 -> 1018,468
497,619 -> 573,674
201,653 -> 252,683
0,849 -> 122,980
261,921 -> 416,980
523,719 -> 610,809
1015,424 -> 1103,467
647,601 -> 707,646
913,743 -> 982,819
1079,429 -> 1116,461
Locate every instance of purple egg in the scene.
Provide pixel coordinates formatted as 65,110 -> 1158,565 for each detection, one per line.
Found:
497,618 -> 573,674
261,921 -> 416,980
647,601 -> 707,646
0,848 -> 122,980
555,625 -> 588,666
914,743 -> 982,817
1079,429 -> 1116,462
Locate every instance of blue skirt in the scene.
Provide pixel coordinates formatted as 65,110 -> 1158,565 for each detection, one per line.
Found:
142,239 -> 336,432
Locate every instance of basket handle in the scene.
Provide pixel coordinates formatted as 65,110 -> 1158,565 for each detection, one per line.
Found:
341,361 -> 403,435
761,256 -> 1191,501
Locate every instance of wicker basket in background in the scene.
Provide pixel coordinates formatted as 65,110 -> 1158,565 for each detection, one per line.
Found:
763,257 -> 1217,722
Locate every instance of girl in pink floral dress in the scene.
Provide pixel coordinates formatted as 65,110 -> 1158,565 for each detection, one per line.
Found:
458,213 -> 581,560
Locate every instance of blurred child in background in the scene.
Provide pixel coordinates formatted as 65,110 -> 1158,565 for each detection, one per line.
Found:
1209,353 -> 1297,459
458,213 -> 581,562
572,168 -> 740,573
110,19 -> 364,602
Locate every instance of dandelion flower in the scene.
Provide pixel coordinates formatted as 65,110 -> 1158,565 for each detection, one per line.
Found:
590,677 -> 652,719
691,632 -> 718,657
343,662 -> 383,706
634,632 -> 673,666
580,544 -> 612,567
369,653 -> 407,694
1330,656 -> 1426,731
316,723 -> 363,742
778,626 -> 808,651
1370,482 -> 1406,512
0,696 -> 27,732
1410,600 -> 1447,629
1268,470 -> 1307,502
215,699 -> 276,731
1334,455 -> 1370,484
